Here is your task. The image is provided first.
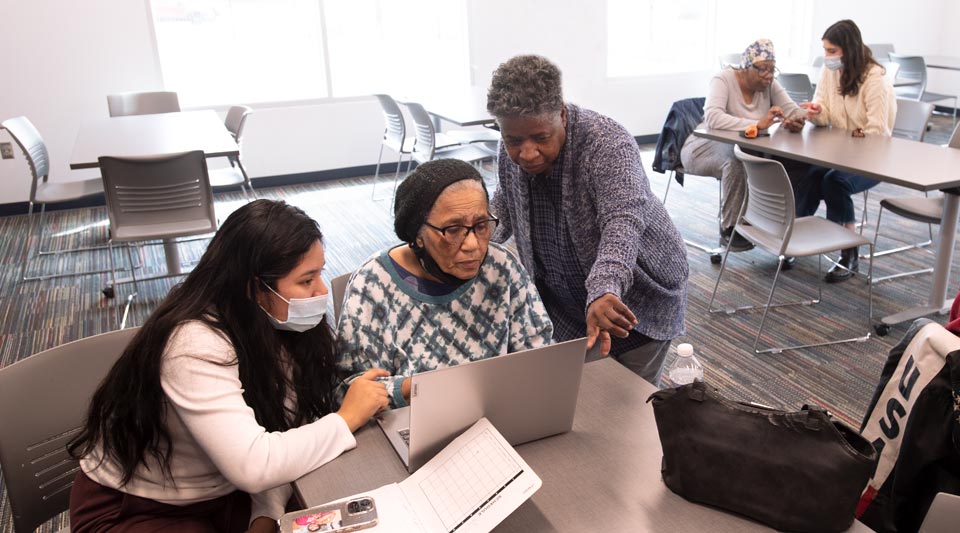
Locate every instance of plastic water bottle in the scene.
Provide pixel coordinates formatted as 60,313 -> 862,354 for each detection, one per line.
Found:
667,343 -> 703,385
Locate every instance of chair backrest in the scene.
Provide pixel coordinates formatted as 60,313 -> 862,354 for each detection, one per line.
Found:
892,98 -> 935,142
224,105 -> 253,142
106,91 -> 181,117
733,145 -> 795,254
1,116 -> 49,202
374,94 -> 407,152
652,97 -> 706,174
405,102 -> 438,164
718,53 -> 742,69
919,492 -> 960,533
0,327 -> 139,533
888,54 -> 928,99
98,151 -> 217,243
949,122 -> 960,149
330,272 -> 352,325
868,43 -> 895,62
776,73 -> 814,103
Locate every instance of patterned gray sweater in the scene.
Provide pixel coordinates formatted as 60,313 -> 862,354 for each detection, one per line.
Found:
337,243 -> 553,407
491,103 -> 688,341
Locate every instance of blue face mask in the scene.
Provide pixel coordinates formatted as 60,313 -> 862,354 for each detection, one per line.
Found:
824,56 -> 843,71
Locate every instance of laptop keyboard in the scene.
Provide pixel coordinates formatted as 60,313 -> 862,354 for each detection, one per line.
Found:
398,428 -> 410,447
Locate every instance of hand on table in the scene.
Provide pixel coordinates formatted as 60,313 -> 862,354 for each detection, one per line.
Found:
336,369 -> 389,432
799,102 -> 822,120
586,294 -> 637,356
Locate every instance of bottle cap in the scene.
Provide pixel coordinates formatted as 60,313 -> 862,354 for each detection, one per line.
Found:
677,343 -> 693,357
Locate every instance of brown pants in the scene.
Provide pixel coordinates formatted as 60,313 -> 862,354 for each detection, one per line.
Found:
69,471 -> 251,533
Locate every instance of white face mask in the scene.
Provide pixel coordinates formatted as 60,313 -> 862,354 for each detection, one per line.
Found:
260,282 -> 327,332
824,56 -> 843,71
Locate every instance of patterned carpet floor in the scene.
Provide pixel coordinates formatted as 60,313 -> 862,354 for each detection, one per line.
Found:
0,115 -> 956,532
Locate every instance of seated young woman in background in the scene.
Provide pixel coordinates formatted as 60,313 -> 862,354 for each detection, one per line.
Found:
68,199 -> 389,533
337,159 -> 553,408
797,19 -> 897,283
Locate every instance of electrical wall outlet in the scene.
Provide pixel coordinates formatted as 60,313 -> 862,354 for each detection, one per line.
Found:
0,142 -> 13,160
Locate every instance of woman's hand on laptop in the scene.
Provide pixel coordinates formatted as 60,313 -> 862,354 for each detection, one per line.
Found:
586,294 -> 637,356
337,369 -> 390,432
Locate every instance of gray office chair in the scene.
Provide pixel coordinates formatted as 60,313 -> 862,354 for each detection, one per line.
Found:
867,43 -> 895,62
871,113 -> 953,285
718,53 -> 741,69
405,102 -> 491,166
888,54 -> 957,124
99,151 -> 218,321
776,73 -> 815,103
106,91 -> 181,117
0,326 -> 139,533
709,145 -> 873,354
919,492 -> 960,533
1,116 -> 109,283
892,99 -> 936,141
371,94 -> 417,201
655,97 -> 724,264
208,105 -> 254,198
330,271 -> 352,325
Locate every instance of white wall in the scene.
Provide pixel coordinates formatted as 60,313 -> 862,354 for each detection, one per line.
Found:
2,0 -> 957,205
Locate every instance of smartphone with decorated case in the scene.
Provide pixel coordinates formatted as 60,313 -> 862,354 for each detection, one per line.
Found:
279,496 -> 378,532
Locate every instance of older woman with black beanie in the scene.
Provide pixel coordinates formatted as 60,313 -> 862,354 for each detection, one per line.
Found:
336,159 -> 553,408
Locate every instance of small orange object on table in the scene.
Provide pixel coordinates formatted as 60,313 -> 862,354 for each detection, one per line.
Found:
744,124 -> 759,138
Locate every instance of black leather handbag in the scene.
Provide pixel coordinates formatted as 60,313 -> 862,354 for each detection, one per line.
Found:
648,381 -> 878,533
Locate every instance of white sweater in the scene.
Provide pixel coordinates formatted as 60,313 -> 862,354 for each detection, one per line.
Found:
809,63 -> 896,136
81,321 -> 356,523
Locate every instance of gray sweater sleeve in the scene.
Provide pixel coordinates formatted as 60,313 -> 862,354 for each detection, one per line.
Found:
582,127 -> 650,307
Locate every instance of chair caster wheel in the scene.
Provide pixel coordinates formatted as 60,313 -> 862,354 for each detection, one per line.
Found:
874,323 -> 890,337
710,253 -> 722,264
102,286 -> 115,299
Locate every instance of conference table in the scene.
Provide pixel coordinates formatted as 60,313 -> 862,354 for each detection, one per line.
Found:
402,88 -> 496,130
294,358 -> 872,532
923,55 -> 960,72
694,123 -> 960,330
70,110 -> 238,275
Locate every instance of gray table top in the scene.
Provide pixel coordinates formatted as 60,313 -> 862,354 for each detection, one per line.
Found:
694,123 -> 960,192
923,55 -> 960,71
70,110 -> 239,170
294,359 -> 872,532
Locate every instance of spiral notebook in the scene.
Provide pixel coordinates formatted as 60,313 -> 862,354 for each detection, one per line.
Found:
307,417 -> 541,533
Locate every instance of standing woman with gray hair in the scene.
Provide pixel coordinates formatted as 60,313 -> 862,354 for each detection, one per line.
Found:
487,54 -> 688,385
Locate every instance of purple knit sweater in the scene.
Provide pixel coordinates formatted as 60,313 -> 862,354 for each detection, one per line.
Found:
491,103 -> 688,341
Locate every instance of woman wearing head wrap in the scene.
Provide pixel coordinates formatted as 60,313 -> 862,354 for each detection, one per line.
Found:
337,159 -> 553,408
680,38 -> 809,255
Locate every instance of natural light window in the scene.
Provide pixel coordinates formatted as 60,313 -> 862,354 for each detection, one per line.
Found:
149,0 -> 470,107
607,0 -> 812,77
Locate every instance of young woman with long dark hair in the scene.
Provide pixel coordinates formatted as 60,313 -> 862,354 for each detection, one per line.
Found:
68,199 -> 388,533
798,19 -> 897,283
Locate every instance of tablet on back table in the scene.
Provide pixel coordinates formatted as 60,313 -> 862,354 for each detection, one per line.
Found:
377,337 -> 588,473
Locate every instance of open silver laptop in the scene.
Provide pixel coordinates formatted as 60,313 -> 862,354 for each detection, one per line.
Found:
376,337 -> 588,473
